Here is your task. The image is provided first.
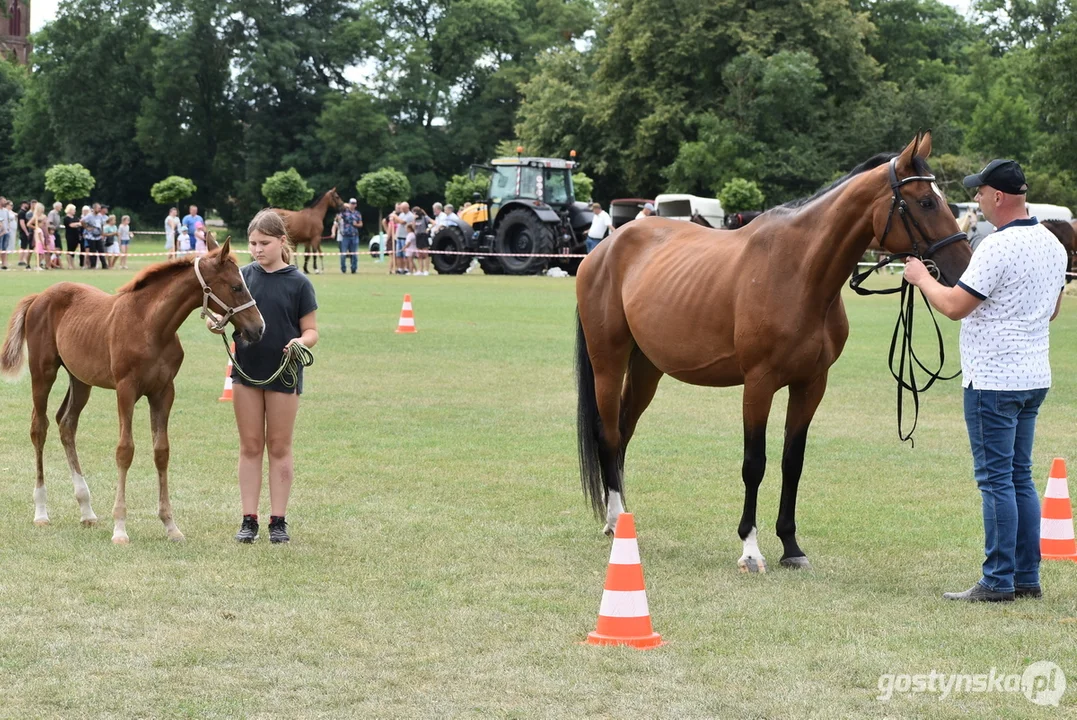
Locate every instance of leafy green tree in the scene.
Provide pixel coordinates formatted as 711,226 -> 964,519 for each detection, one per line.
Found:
44,163 -> 96,202
135,0 -> 242,221
151,176 -> 198,207
444,173 -> 489,208
1033,10 -> 1077,195
718,178 -> 765,213
13,0 -> 161,208
356,168 -> 411,236
572,172 -> 594,203
964,82 -> 1036,163
0,60 -> 27,185
262,169 -> 315,210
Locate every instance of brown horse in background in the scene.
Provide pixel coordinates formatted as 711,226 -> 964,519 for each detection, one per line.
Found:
1042,219 -> 1074,283
273,188 -> 344,274
1,238 -> 264,543
575,132 -> 972,572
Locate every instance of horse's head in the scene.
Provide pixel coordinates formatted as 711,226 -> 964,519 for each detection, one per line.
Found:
872,131 -> 972,287
328,188 -> 344,210
201,234 -> 265,344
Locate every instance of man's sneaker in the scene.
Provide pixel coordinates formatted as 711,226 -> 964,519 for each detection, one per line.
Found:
1015,585 -> 1043,599
235,516 -> 259,543
269,517 -> 290,544
942,583 -> 1014,602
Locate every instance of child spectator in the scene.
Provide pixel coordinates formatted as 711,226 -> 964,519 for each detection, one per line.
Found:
118,215 -> 132,269
403,222 -> 418,275
103,215 -> 119,269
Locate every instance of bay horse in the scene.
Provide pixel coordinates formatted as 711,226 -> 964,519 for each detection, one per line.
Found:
272,188 -> 344,274
1042,219 -> 1074,283
575,132 -> 973,572
0,237 -> 264,543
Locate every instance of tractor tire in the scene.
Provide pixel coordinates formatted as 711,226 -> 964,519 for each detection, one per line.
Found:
478,257 -> 503,274
368,239 -> 380,258
431,226 -> 471,274
494,210 -> 554,275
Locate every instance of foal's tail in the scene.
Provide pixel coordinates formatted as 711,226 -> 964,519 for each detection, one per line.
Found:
1,294 -> 37,377
576,309 -> 605,516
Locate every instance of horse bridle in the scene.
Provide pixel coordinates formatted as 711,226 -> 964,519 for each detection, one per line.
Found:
849,157 -> 969,445
878,157 -> 968,264
193,256 -> 258,331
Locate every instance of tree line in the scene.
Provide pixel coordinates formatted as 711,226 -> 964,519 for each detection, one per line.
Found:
1,0 -> 1075,224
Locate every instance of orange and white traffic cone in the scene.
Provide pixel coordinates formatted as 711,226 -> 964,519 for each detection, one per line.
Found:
1041,458 -> 1077,562
587,513 -> 663,649
396,294 -> 417,334
218,343 -> 234,402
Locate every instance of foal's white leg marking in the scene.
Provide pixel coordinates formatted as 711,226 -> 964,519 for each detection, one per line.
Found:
72,472 -> 97,525
33,487 -> 49,525
112,520 -> 129,544
602,490 -> 625,535
738,526 -> 767,573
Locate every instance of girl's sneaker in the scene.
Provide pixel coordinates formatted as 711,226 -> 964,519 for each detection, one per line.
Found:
268,517 -> 290,544
235,515 -> 259,543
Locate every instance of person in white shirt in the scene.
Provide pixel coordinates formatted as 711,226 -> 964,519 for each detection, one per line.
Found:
586,202 -> 613,253
634,202 -> 655,220
905,159 -> 1067,603
0,196 -> 16,270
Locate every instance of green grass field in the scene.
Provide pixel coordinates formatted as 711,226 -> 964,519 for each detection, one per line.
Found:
0,244 -> 1075,718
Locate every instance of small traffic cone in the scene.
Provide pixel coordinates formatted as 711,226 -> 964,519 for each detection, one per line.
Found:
1041,458 -> 1077,561
396,294 -> 417,334
218,343 -> 235,402
587,513 -> 663,649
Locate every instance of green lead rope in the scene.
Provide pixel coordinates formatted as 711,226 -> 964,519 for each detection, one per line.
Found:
222,334 -> 314,389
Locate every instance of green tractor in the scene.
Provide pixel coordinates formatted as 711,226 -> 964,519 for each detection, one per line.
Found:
431,155 -> 594,275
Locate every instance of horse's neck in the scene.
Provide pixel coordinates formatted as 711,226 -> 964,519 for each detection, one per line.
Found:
136,268 -> 204,340
793,178 -> 882,300
311,194 -> 333,219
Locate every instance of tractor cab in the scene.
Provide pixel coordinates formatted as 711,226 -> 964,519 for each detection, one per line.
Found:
431,153 -> 592,275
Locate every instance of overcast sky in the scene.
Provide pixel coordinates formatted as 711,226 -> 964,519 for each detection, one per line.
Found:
31,0 -> 976,37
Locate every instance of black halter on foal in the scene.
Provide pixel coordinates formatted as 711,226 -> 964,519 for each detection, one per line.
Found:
848,158 -> 969,444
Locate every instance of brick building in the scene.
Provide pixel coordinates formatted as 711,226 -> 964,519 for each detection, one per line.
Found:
1,0 -> 31,65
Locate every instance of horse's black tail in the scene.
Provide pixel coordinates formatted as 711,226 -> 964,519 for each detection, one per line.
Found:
576,309 -> 605,517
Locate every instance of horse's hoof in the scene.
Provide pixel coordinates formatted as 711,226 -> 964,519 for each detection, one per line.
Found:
81,518 -> 98,528
167,531 -> 186,543
112,534 -> 130,545
33,518 -> 50,527
780,556 -> 812,570
601,523 -> 614,537
738,557 -> 767,574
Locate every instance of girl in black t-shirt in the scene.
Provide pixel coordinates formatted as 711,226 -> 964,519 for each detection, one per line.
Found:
208,209 -> 318,545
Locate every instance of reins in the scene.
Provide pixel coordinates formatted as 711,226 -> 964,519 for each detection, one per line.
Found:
847,158 -> 967,445
219,333 -> 314,389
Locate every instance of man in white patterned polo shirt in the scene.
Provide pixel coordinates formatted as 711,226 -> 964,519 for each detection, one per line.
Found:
904,159 -> 1067,603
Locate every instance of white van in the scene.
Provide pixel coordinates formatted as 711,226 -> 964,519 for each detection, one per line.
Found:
654,193 -> 725,228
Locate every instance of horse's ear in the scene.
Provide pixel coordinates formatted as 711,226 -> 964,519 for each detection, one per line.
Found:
898,133 -> 920,167
205,231 -> 219,251
917,129 -> 933,159
217,235 -> 231,261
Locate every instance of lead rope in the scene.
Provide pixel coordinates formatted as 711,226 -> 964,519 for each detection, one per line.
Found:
222,333 -> 314,389
849,255 -> 960,445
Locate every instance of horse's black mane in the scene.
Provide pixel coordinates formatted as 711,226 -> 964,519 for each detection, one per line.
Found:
779,152 -> 931,210
305,191 -> 328,208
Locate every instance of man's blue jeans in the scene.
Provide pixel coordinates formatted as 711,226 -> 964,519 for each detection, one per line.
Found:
963,386 -> 1048,593
585,237 -> 602,253
340,235 -> 359,273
